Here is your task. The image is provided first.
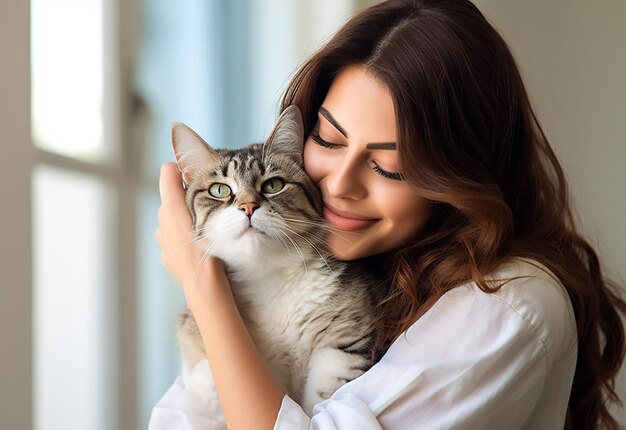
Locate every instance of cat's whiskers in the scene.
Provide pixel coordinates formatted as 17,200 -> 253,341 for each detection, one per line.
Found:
279,217 -> 329,229
190,242 -> 219,286
281,218 -> 362,244
274,231 -> 292,254
169,231 -> 204,257
278,229 -> 307,274
281,219 -> 344,241
175,222 -> 239,262
280,216 -> 365,237
283,223 -> 352,248
168,222 -> 222,256
281,225 -> 334,276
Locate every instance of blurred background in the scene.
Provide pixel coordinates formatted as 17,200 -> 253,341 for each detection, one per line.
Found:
1,0 -> 624,428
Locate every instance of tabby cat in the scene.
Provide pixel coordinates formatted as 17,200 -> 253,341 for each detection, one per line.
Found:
171,105 -> 376,422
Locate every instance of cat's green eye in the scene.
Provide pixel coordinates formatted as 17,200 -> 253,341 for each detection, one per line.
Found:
262,177 -> 285,194
208,183 -> 232,198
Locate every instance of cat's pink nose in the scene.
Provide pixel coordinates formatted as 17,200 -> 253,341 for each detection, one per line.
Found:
239,202 -> 259,217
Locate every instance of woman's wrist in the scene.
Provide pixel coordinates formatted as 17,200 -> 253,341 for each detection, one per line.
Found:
183,256 -> 231,314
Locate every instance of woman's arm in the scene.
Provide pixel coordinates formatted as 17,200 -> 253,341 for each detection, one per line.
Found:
156,162 -> 284,430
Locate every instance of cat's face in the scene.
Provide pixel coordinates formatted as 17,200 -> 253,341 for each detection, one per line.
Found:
171,106 -> 324,268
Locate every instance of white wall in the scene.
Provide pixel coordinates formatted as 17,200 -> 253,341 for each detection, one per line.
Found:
473,0 -> 626,423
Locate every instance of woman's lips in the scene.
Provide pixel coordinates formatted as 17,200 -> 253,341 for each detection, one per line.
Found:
323,203 -> 379,231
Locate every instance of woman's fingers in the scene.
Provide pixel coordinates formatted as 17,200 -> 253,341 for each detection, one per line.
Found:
159,162 -> 185,206
155,162 -> 198,286
157,163 -> 193,245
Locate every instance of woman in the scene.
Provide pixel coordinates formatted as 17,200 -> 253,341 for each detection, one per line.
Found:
151,0 -> 625,428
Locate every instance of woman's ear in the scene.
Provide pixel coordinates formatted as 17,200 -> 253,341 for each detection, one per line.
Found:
170,123 -> 219,185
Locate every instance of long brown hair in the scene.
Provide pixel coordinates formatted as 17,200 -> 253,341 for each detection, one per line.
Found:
280,0 -> 625,428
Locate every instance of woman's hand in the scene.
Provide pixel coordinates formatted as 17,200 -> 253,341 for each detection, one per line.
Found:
155,162 -> 229,310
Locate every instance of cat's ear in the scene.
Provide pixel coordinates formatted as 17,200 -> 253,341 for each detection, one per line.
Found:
264,105 -> 304,166
171,123 -> 219,184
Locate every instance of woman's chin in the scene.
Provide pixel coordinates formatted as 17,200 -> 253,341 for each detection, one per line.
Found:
327,237 -> 367,261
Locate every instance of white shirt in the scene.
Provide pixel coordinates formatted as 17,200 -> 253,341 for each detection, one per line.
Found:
149,257 -> 577,429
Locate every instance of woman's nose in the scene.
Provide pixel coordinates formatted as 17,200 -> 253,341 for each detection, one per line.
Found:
325,152 -> 367,200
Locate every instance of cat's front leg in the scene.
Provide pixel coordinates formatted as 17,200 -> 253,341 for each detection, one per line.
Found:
301,346 -> 372,414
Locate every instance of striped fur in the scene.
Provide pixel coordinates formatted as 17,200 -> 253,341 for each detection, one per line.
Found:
171,106 -> 376,419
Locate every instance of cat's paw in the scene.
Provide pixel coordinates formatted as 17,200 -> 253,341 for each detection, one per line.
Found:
183,359 -> 218,401
302,347 -> 370,414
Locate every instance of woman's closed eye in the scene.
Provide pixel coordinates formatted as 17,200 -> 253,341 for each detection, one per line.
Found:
310,130 -> 404,181
372,162 -> 404,181
311,129 -> 343,149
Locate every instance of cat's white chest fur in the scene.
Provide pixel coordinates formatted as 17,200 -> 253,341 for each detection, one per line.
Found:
231,260 -> 341,398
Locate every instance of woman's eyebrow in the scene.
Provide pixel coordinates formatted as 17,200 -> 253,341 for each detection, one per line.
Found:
319,106 -> 348,137
366,142 -> 396,150
318,106 -> 397,150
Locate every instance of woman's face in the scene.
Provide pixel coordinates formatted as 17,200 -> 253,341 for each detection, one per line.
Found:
303,66 -> 432,260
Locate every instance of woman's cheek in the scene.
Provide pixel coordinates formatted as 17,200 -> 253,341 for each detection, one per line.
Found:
373,178 -> 428,217
303,139 -> 329,183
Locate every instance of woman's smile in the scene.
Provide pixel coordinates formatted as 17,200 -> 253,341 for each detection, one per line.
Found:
323,202 -> 380,231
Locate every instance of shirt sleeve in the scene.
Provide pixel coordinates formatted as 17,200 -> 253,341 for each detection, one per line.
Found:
274,288 -> 553,430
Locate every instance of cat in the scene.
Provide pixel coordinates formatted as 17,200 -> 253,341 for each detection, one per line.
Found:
171,105 -> 376,423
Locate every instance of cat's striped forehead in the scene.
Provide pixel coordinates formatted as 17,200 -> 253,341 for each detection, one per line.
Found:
222,148 -> 266,180
206,144 -> 293,182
